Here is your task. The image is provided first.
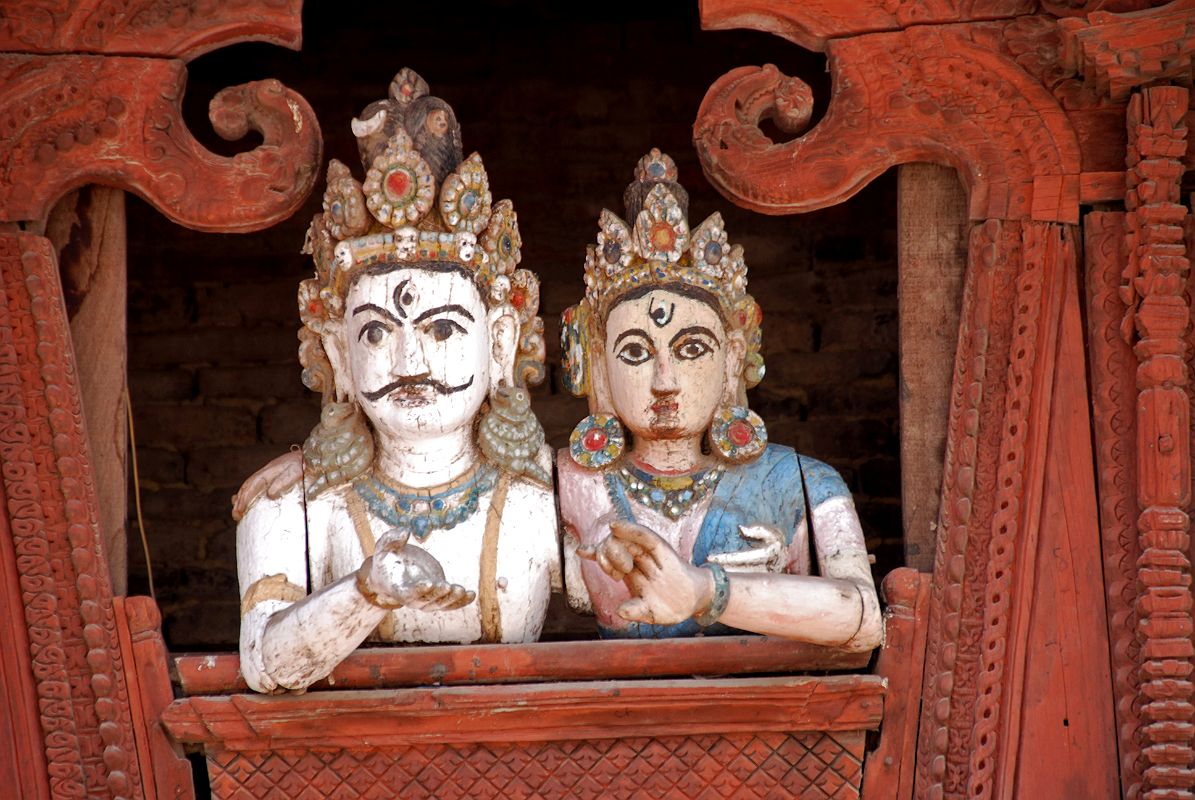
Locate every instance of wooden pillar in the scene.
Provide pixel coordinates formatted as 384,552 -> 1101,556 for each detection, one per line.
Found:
897,164 -> 967,571
45,187 -> 128,594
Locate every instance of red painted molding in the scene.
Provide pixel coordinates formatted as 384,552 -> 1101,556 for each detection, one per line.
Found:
176,635 -> 871,696
0,0 -> 302,61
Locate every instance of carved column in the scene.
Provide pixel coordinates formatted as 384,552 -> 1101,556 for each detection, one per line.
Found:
1125,85 -> 1193,800
692,3 -> 1151,797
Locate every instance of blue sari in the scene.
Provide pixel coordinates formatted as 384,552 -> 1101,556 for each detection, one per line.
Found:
599,444 -> 850,639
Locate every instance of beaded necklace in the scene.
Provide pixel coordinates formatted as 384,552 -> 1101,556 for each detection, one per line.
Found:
604,460 -> 724,521
353,462 -> 498,540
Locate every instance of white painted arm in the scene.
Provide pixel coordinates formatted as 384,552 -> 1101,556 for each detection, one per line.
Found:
715,495 -> 880,650
237,488 -> 386,693
238,491 -> 474,693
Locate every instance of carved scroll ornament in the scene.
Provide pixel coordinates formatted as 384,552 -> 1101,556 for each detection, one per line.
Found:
0,55 -> 320,232
693,20 -> 1082,223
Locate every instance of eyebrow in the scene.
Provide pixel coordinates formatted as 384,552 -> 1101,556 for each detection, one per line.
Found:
414,304 -> 476,324
352,303 -> 403,326
612,328 -> 652,349
669,325 -> 721,348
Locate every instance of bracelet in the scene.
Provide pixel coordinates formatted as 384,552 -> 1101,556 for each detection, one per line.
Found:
694,563 -> 730,627
355,557 -> 404,610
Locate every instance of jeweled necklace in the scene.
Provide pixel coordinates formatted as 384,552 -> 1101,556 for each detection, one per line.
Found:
354,461 -> 498,540
605,459 -> 724,521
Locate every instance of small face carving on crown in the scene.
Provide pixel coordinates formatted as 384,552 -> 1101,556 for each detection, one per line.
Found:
394,227 -> 418,259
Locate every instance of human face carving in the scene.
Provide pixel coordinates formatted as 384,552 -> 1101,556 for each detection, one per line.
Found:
603,289 -> 727,443
343,266 -> 489,440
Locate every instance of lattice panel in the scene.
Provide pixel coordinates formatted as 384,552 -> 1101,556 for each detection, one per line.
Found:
207,732 -> 864,799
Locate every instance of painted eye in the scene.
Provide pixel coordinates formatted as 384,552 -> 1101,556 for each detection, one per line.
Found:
428,318 -> 466,342
359,321 -> 388,345
675,338 -> 713,360
616,341 -> 652,366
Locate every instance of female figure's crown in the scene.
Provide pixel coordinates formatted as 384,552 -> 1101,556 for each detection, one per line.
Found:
582,149 -> 749,319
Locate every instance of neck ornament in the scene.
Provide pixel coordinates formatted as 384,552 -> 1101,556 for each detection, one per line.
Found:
354,462 -> 498,539
606,461 -> 724,521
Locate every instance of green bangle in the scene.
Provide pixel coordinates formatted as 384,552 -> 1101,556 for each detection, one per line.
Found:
694,563 -> 730,627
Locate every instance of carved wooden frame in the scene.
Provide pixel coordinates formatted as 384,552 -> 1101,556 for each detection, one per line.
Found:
693,2 -> 1193,798
0,3 -> 321,798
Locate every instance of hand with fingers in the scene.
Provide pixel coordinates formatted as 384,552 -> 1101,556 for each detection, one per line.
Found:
707,523 -> 786,573
232,450 -> 303,521
578,520 -> 714,626
363,528 -> 476,611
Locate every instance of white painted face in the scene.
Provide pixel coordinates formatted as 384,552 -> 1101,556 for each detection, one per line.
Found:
603,288 -> 728,442
341,266 -> 490,440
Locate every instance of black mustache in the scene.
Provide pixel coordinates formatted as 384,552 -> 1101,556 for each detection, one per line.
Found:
363,375 -> 474,402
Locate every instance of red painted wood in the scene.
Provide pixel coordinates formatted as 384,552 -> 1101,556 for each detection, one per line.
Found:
0,232 -> 143,798
1087,210 -> 1146,798
862,568 -> 931,800
163,674 -> 886,750
0,459 -> 51,800
176,635 -> 871,695
0,0 -> 303,61
0,55 -> 321,231
693,21 -> 1082,222
698,0 -> 1039,52
1011,231 -> 1117,799
114,597 -> 194,800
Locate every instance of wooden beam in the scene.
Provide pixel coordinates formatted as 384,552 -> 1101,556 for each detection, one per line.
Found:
176,634 -> 872,695
897,164 -> 967,571
46,187 -> 128,594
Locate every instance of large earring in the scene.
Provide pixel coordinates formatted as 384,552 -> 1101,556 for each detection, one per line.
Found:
709,406 -> 767,464
479,385 -> 552,487
569,413 -> 625,469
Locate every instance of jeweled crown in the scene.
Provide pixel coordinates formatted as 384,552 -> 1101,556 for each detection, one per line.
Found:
299,69 -> 545,394
301,69 -> 527,316
563,149 -> 764,398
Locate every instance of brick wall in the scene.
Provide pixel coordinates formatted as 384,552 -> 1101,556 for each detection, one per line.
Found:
125,2 -> 900,648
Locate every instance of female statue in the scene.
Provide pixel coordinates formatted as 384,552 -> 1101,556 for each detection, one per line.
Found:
234,70 -> 558,693
557,150 -> 881,649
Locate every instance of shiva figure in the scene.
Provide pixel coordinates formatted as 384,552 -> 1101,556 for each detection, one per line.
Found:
557,150 -> 881,649
233,70 -> 558,693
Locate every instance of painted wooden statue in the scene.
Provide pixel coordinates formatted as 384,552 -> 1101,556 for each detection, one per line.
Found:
234,69 -> 558,693
558,150 -> 881,648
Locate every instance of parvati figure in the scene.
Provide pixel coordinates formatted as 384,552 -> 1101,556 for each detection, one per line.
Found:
558,150 -> 881,649
235,70 -> 557,693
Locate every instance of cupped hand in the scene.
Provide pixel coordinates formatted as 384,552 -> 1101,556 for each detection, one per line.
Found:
369,528 -> 475,611
231,450 -> 303,521
578,521 -> 713,625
